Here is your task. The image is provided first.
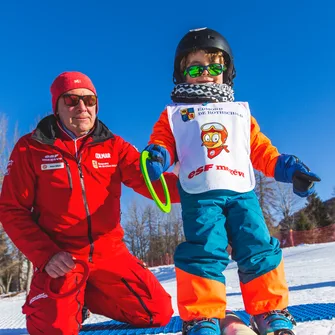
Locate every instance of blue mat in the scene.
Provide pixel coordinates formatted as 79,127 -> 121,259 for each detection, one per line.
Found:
80,303 -> 335,334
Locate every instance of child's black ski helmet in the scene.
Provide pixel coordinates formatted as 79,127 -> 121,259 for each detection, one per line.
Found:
173,27 -> 236,86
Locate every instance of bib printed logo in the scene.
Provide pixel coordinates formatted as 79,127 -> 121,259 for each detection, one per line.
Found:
180,108 -> 195,122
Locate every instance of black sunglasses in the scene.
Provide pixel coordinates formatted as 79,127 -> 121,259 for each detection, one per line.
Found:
62,94 -> 97,107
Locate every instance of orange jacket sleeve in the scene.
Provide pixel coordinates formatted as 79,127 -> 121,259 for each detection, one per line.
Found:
0,136 -> 62,270
250,116 -> 280,177
148,109 -> 176,166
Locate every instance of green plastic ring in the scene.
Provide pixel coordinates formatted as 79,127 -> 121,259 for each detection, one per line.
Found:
140,150 -> 171,213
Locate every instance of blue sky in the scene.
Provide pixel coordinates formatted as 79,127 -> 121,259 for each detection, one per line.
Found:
0,0 -> 334,208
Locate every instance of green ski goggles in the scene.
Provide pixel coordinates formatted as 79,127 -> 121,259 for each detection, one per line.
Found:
183,63 -> 227,78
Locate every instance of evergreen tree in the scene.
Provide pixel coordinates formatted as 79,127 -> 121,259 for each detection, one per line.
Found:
295,212 -> 314,231
305,193 -> 332,228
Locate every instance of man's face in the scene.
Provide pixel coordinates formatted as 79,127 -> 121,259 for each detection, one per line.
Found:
57,88 -> 97,137
185,50 -> 224,85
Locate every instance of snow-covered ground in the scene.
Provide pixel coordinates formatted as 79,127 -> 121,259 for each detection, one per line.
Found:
0,242 -> 334,335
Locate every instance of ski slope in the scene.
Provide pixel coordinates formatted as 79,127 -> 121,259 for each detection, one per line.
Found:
0,242 -> 334,335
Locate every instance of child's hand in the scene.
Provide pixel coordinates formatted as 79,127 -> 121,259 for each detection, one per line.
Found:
143,144 -> 170,181
274,154 -> 321,197
292,170 -> 320,197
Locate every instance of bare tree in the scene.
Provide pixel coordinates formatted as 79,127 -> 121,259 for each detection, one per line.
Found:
161,205 -> 184,257
273,182 -> 303,230
254,171 -> 277,232
122,199 -> 184,266
123,200 -> 150,260
0,227 -> 20,293
146,204 -> 184,266
274,182 -> 303,244
144,204 -> 164,266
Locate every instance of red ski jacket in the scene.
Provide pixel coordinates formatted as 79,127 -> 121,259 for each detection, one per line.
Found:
0,116 -> 179,270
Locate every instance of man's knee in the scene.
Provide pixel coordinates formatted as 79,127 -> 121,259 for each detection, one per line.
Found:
150,293 -> 173,326
128,293 -> 173,328
152,305 -> 173,326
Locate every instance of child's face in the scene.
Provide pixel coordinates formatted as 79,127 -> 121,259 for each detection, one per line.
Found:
184,50 -> 224,85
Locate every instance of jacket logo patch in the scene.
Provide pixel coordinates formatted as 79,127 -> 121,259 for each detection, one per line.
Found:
92,160 -> 117,169
95,153 -> 111,159
41,163 -> 65,171
42,154 -> 62,162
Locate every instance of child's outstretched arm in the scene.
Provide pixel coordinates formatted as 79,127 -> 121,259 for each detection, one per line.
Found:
250,116 -> 321,197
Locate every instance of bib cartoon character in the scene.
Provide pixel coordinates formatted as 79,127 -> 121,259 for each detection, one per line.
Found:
201,122 -> 229,159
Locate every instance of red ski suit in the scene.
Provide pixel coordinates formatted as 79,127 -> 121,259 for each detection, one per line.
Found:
0,115 -> 179,335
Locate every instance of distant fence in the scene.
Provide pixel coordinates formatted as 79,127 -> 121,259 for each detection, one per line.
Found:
145,224 -> 335,267
275,223 -> 335,248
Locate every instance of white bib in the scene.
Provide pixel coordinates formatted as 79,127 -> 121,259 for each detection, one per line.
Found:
167,102 -> 255,194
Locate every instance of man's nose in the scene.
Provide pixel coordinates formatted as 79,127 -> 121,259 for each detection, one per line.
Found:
77,99 -> 87,111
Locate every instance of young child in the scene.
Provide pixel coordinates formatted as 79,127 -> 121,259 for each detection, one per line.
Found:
142,28 -> 320,335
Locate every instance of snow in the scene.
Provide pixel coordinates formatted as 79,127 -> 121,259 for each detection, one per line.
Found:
0,242 -> 334,335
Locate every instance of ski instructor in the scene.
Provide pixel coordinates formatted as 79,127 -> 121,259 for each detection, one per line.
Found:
0,71 -> 180,335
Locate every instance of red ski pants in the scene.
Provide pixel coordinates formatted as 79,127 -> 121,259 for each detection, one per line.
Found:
23,245 -> 173,335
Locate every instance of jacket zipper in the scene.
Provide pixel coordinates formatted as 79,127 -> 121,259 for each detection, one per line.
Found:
77,159 -> 94,263
63,159 -> 73,190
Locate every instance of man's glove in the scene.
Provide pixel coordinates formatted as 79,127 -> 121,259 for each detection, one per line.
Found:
143,144 -> 170,181
274,154 -> 321,197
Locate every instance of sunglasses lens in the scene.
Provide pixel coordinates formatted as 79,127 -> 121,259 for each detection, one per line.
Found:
208,64 -> 225,76
83,95 -> 97,107
63,95 -> 80,106
63,95 -> 97,107
187,65 -> 204,78
185,63 -> 227,78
